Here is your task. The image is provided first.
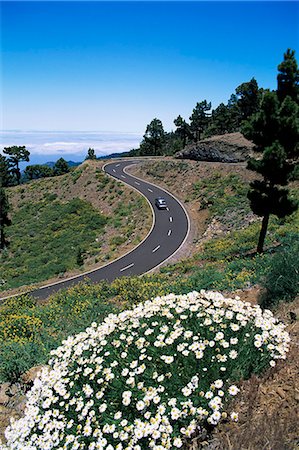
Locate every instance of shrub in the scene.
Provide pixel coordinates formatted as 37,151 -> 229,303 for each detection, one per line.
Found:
0,341 -> 48,383
260,235 -> 299,307
2,291 -> 289,449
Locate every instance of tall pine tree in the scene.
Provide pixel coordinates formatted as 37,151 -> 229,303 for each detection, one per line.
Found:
242,50 -> 299,253
189,101 -> 211,142
277,48 -> 299,103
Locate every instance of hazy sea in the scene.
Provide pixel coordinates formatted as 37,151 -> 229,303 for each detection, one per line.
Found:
0,130 -> 142,168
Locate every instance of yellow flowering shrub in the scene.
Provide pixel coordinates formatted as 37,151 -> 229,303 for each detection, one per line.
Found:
0,314 -> 43,343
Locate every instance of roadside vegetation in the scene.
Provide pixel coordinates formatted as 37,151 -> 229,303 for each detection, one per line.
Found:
0,161 -> 151,293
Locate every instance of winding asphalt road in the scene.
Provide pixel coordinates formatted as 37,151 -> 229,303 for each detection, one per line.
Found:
0,160 -> 190,301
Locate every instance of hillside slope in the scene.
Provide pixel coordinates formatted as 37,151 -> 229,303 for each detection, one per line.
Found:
0,160 -> 151,294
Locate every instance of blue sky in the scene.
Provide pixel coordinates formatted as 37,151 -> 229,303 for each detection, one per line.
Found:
1,1 -> 298,133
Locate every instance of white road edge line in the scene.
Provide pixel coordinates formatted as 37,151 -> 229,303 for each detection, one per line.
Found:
152,245 -> 160,253
167,230 -> 172,236
148,188 -> 153,193
169,217 -> 173,222
120,263 -> 135,272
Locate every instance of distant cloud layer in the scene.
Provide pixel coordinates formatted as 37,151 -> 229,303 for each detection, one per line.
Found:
1,131 -> 142,158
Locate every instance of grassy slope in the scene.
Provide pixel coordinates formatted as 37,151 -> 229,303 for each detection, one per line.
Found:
0,160 -> 151,293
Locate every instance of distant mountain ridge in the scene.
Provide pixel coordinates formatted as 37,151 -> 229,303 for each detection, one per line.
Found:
43,160 -> 81,168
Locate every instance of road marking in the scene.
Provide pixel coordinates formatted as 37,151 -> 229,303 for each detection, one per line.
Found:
169,217 -> 173,222
168,229 -> 172,236
112,169 -> 116,173
120,263 -> 134,272
166,207 -> 169,211
121,175 -> 126,179
148,188 -> 153,193
135,181 -> 140,186
116,164 -> 120,167
152,245 -> 161,253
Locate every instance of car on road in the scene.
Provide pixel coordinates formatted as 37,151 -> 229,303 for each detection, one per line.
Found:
155,197 -> 167,209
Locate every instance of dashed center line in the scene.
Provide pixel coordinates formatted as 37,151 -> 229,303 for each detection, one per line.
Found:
121,175 -> 126,179
135,181 -> 140,186
148,188 -> 153,193
120,263 -> 134,272
112,169 -> 116,173
116,164 -> 120,167
169,217 -> 173,222
167,230 -> 172,236
152,245 -> 161,253
166,207 -> 169,211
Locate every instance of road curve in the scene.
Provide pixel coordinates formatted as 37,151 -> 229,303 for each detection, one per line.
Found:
0,160 -> 190,301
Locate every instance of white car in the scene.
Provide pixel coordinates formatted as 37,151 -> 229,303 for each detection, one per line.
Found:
155,197 -> 167,209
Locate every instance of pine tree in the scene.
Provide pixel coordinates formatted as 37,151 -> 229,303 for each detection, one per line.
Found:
173,115 -> 191,147
53,158 -> 69,176
277,48 -> 299,103
189,101 -> 211,142
235,78 -> 261,121
86,148 -> 97,160
0,155 -> 11,187
3,146 -> 30,185
142,118 -> 165,155
242,49 -> 299,253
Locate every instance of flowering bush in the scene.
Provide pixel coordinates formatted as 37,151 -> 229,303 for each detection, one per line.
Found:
2,291 -> 290,450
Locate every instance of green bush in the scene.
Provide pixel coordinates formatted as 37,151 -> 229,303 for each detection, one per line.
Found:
260,235 -> 299,307
0,341 -> 48,383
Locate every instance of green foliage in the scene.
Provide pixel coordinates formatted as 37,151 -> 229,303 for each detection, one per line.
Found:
0,186 -> 11,249
24,164 -> 54,181
140,118 -> 166,156
174,115 -> 192,147
76,247 -> 84,266
0,155 -> 11,187
0,198 -> 107,290
85,148 -> 97,160
192,173 -> 249,216
260,235 -> 299,307
53,157 -> 69,176
189,100 -> 212,142
242,49 -> 299,253
3,145 -> 30,185
0,286 -> 118,382
235,77 -> 261,121
277,48 -> 299,103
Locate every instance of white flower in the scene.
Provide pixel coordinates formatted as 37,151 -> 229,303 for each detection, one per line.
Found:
228,385 -> 239,396
173,436 -> 183,447
230,411 -> 239,422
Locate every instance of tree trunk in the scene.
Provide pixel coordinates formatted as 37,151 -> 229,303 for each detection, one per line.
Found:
16,162 -> 21,185
257,213 -> 270,253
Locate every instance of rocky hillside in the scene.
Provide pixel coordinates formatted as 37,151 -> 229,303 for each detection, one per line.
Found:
176,132 -> 254,163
